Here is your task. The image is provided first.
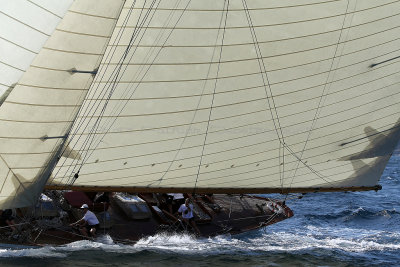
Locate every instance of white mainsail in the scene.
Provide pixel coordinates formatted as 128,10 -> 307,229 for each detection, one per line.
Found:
0,0 -> 125,208
1,0 -> 400,208
49,0 -> 400,192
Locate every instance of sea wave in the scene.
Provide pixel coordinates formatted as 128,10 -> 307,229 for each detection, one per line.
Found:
1,226 -> 399,259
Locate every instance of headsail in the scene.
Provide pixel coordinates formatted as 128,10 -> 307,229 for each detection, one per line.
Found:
0,0 -> 125,209
47,0 -> 400,194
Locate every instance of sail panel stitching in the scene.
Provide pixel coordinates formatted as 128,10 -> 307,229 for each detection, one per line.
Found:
56,0 -> 146,186
69,0 -> 195,184
50,0 -> 138,185
193,0 -> 230,194
288,0 -> 354,190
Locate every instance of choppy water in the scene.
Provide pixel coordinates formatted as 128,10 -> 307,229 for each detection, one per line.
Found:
1,152 -> 399,266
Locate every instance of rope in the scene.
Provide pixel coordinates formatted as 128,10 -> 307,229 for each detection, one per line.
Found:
193,0 -> 230,195
241,0 -> 335,190
50,0 -> 140,185
152,0 -> 229,186
0,222 -> 30,230
56,0 -> 191,188
79,0 -> 192,169
286,0 -> 354,197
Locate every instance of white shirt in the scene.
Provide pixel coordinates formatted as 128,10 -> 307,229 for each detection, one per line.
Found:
167,193 -> 184,200
83,210 -> 99,225
178,204 -> 194,219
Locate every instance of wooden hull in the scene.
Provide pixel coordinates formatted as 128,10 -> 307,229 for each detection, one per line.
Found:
0,193 -> 293,246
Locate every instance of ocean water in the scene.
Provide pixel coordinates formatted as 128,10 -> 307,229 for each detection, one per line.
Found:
1,153 -> 399,266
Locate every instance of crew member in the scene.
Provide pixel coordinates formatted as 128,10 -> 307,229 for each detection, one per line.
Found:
70,204 -> 99,238
177,198 -> 200,235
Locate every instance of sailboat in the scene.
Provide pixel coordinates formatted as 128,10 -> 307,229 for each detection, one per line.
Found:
0,0 -> 399,245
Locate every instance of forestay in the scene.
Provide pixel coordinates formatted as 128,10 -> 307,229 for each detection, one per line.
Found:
0,0 -> 125,208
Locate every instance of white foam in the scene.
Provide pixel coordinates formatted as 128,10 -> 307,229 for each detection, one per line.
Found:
0,226 -> 399,257
0,246 -> 65,258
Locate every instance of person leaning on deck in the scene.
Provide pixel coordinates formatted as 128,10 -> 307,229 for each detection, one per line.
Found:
177,198 -> 201,236
70,204 -> 100,238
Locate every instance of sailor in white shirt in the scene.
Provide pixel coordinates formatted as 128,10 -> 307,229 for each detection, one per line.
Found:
177,198 -> 201,236
70,204 -> 100,238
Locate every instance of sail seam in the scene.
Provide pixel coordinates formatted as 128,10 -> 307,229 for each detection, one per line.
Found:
64,0 -> 166,186
288,0 -> 354,189
84,61 -> 400,112
107,13 -> 400,49
89,54 -> 400,84
193,0 -> 230,194
122,0 -> 397,12
59,0 -> 195,186
54,0 -> 164,185
0,11 -> 50,36
68,10 -> 119,20
53,0 -> 137,185
16,84 -> 88,91
3,95 -> 398,141
98,35 -> 400,67
0,61 -> 25,72
63,89 -> 400,138
26,0 -> 64,19
42,47 -> 103,56
85,63 -> 400,100
5,56 -> 398,99
6,111 -> 398,166
3,101 -> 79,107
55,28 -> 112,38
153,0 -> 241,187
58,162 -> 377,188
16,117 -> 399,181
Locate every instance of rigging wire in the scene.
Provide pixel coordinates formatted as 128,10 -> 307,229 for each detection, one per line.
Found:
63,0 -> 165,179
74,0 -> 194,171
242,0 -> 335,190
67,0 -> 162,185
81,0 -> 188,177
151,0 -> 232,186
192,0 -> 230,195
286,0 -> 354,198
50,0 -> 141,185
54,0 -> 165,186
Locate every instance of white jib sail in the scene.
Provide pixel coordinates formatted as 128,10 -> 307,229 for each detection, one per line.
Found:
0,0 -> 126,209
48,0 -> 400,193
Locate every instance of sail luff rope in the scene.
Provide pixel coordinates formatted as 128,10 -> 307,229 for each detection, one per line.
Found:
192,0 -> 230,195
286,0 -> 353,195
51,0 -> 138,185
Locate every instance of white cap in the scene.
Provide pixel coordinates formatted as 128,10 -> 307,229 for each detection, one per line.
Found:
80,204 -> 89,209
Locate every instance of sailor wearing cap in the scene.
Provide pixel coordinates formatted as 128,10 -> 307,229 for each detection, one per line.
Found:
70,204 -> 100,238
